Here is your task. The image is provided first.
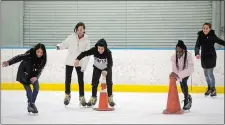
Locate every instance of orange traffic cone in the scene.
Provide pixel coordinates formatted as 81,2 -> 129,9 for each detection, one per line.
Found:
163,76 -> 184,114
93,75 -> 114,111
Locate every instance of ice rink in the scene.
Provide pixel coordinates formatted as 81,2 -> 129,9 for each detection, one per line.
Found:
1,90 -> 224,124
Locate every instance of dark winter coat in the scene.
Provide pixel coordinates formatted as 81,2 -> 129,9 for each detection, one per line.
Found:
7,48 -> 44,85
76,38 -> 113,71
195,30 -> 225,69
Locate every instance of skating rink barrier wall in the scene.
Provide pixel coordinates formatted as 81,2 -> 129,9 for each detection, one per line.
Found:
1,48 -> 224,93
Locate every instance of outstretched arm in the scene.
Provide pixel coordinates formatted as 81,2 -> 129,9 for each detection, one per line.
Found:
215,36 -> 225,46
7,53 -> 30,66
56,35 -> 71,50
76,47 -> 95,61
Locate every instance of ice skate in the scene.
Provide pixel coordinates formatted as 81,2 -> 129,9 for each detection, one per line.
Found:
86,96 -> 97,107
205,86 -> 212,96
27,103 -> 34,113
31,103 -> 38,114
188,94 -> 192,109
79,96 -> 87,107
210,87 -> 217,97
183,96 -> 192,111
64,94 -> 71,106
108,95 -> 116,107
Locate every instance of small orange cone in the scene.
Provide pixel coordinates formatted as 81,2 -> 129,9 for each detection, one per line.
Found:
163,76 -> 184,114
93,75 -> 114,111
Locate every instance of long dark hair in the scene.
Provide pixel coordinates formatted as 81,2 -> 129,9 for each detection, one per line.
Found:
25,43 -> 47,69
176,40 -> 187,70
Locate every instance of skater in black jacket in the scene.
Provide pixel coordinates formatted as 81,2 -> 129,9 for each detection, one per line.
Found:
2,43 -> 47,114
74,38 -> 115,107
195,22 -> 225,97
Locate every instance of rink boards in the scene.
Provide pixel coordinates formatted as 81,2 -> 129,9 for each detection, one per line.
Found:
1,48 -> 224,93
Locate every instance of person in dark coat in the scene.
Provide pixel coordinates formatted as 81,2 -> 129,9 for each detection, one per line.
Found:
2,43 -> 47,114
195,22 -> 225,97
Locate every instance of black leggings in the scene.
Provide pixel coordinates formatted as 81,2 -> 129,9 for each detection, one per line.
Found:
91,67 -> 113,97
180,77 -> 189,99
65,65 -> 84,96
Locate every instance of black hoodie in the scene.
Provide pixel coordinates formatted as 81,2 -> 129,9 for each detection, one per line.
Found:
76,38 -> 113,71
195,30 -> 225,68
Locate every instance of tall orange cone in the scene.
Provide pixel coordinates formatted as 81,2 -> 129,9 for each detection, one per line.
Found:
93,74 -> 114,111
163,76 -> 184,114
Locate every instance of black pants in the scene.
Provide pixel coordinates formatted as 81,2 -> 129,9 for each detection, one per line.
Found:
180,77 -> 189,100
65,65 -> 84,96
92,67 -> 113,97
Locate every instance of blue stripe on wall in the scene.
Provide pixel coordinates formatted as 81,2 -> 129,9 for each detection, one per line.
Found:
0,47 -> 224,50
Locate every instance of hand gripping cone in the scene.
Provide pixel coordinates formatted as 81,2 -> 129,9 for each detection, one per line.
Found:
93,74 -> 114,111
163,76 -> 184,114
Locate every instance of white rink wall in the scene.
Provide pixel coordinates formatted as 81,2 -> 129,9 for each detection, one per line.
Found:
1,49 -> 224,86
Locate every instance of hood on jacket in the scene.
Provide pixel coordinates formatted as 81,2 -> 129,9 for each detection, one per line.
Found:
198,30 -> 216,36
95,38 -> 108,49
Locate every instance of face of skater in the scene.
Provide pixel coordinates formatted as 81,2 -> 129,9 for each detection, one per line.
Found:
176,46 -> 184,59
36,48 -> 44,58
98,46 -> 105,54
76,26 -> 85,38
75,22 -> 85,39
34,43 -> 47,59
202,23 -> 211,35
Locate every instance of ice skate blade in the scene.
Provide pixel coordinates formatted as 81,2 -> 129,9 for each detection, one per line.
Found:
182,109 -> 191,113
93,107 -> 115,111
79,104 -> 88,108
210,96 -> 217,99
87,105 -> 94,108
80,103 -> 87,107
27,112 -> 38,116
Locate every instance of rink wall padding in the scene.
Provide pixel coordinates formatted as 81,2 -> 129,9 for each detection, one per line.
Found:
1,83 -> 224,93
1,48 -> 224,93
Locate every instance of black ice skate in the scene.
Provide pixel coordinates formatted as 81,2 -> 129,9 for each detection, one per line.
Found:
87,96 -> 97,107
27,103 -> 34,113
31,103 -> 38,114
183,95 -> 192,111
205,86 -> 212,96
188,94 -> 192,109
108,95 -> 116,107
210,87 -> 217,97
79,96 -> 87,107
64,94 -> 71,105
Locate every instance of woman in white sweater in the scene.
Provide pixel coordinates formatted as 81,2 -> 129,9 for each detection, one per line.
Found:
56,22 -> 90,106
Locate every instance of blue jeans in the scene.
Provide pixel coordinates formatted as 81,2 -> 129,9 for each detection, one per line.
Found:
23,80 -> 40,103
203,68 -> 215,88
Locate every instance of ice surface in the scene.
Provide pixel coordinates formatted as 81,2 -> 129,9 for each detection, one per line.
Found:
1,91 -> 224,124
